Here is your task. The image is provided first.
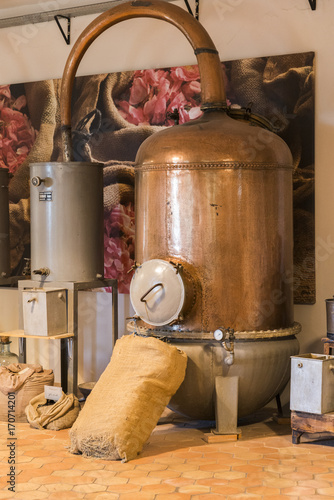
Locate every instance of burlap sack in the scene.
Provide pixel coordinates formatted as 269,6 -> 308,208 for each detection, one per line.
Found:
103,160 -> 135,212
0,364 -> 54,422
25,392 -> 80,430
69,334 -> 187,462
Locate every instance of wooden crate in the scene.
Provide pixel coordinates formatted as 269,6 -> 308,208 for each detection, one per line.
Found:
291,410 -> 334,444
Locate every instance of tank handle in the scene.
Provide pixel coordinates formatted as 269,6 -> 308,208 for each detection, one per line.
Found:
60,0 -> 226,162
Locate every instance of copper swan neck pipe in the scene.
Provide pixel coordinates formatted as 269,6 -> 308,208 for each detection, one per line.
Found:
60,0 -> 226,161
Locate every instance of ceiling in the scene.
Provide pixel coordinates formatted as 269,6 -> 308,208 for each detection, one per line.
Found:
0,0 -> 177,27
0,0 -> 50,8
0,0 -> 122,14
0,0 -> 105,6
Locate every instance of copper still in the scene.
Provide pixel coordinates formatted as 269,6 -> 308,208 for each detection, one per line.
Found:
0,167 -> 10,278
60,0 -> 300,419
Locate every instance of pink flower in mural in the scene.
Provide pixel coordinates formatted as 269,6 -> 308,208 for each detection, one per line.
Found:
104,203 -> 135,294
115,65 -> 203,127
0,86 -> 36,174
170,65 -> 200,82
0,85 -> 11,102
118,101 -> 145,125
129,77 -> 150,106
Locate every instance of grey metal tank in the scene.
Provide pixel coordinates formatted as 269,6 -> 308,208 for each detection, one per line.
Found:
30,162 -> 104,282
168,331 -> 300,420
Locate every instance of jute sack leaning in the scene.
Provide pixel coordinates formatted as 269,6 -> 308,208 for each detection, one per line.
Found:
69,334 -> 187,462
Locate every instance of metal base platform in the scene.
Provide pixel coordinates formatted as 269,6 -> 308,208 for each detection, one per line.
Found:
16,278 -> 118,394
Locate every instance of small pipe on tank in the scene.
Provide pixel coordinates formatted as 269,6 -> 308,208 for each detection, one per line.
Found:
33,267 -> 50,277
214,327 -> 235,365
224,349 -> 234,366
222,329 -> 235,365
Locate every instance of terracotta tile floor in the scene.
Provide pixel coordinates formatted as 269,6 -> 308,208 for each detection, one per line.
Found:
1,406 -> 334,499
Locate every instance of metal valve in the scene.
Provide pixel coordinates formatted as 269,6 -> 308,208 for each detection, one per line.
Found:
31,176 -> 45,187
33,267 -> 50,276
214,326 -> 235,365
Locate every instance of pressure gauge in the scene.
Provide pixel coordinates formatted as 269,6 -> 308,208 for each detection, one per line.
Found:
130,259 -> 186,327
214,328 -> 226,342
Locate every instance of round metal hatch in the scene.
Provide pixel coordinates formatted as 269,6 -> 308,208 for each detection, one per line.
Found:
130,259 -> 185,326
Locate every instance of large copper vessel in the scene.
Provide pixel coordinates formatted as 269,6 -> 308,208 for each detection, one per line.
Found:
135,112 -> 295,333
60,0 -> 300,419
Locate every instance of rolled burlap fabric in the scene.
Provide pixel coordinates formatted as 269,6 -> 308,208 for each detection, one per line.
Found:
25,391 -> 80,430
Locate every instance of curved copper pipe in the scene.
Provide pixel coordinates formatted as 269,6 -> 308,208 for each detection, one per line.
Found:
60,0 -> 226,161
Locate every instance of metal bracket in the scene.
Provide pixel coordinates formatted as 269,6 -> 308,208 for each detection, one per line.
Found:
54,14 -> 71,45
308,0 -> 316,10
183,0 -> 199,20
169,261 -> 183,274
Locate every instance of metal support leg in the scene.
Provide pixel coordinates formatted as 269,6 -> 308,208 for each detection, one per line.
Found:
18,337 -> 26,363
213,375 -> 241,436
273,392 -> 291,424
112,280 -> 118,347
60,338 -> 69,393
276,393 -> 283,417
72,289 -> 78,396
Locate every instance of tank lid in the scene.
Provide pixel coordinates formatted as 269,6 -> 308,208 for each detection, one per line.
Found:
130,259 -> 185,327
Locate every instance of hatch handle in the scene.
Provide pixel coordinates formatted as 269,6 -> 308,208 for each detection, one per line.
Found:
140,283 -> 164,303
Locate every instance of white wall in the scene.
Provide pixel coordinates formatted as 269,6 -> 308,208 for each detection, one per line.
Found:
0,0 -> 333,385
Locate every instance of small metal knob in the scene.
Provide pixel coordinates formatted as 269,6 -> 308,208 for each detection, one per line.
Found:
297,362 -> 303,368
31,176 -> 44,187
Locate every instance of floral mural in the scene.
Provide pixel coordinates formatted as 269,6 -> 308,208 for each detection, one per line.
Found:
1,51 -> 315,302
0,85 -> 36,175
104,204 -> 135,294
116,66 -> 203,126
